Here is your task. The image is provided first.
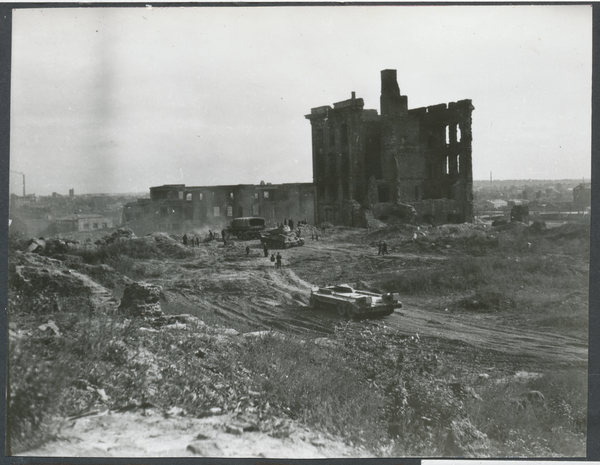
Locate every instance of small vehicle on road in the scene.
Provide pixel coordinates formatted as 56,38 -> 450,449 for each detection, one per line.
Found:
309,284 -> 402,318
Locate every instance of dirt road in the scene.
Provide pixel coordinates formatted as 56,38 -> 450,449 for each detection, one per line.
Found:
143,238 -> 587,368
16,228 -> 588,457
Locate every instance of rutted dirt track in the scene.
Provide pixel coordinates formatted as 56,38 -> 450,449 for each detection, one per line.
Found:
17,227 -> 588,457
152,239 -> 587,366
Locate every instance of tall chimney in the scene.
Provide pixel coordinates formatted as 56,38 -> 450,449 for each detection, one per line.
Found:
380,69 -> 406,118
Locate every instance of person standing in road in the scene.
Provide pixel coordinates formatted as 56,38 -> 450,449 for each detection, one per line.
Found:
276,252 -> 282,269
270,253 -> 276,266
246,245 -> 250,256
183,234 -> 188,246
263,242 -> 269,257
382,241 -> 389,255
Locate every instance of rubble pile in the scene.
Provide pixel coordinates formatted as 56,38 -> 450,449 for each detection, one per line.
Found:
140,232 -> 196,258
8,251 -> 119,314
118,282 -> 164,318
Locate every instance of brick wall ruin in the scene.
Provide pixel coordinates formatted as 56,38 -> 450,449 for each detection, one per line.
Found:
305,69 -> 474,226
122,183 -> 315,235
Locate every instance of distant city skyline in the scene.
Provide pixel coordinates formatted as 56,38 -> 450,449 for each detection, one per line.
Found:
9,5 -> 592,196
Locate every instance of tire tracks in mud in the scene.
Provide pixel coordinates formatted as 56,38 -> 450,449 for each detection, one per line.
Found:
388,306 -> 587,366
153,240 -> 587,366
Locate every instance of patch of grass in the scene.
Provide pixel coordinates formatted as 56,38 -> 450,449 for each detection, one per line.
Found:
8,309 -> 587,457
239,334 -> 386,447
467,368 -> 587,456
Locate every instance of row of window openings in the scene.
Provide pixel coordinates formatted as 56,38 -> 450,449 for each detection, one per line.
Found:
182,192 -> 272,201
429,124 -> 462,149
83,222 -> 108,230
318,124 -> 461,150
427,156 -> 461,178
161,203 -> 263,218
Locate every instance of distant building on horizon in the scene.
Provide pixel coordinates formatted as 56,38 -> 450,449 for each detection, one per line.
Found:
573,182 -> 591,211
54,213 -> 113,233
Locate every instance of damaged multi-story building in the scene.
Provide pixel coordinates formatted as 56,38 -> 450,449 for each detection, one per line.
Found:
305,69 -> 474,226
122,182 -> 315,235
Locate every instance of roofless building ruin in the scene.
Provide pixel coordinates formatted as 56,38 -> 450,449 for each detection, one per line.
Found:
123,69 -> 474,234
305,69 -> 474,226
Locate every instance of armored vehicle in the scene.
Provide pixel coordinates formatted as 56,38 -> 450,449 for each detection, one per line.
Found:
228,217 -> 266,240
309,284 -> 402,318
260,226 -> 305,249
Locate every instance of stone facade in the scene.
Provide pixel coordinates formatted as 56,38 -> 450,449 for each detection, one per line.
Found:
305,69 -> 474,225
122,183 -> 315,235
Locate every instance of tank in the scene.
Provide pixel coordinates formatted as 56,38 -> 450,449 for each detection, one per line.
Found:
227,217 -> 266,240
309,284 -> 402,318
260,226 -> 305,249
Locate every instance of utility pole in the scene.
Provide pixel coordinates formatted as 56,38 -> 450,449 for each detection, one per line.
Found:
9,170 -> 25,197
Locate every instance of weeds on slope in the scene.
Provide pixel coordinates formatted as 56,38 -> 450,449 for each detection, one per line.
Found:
8,306 -> 587,457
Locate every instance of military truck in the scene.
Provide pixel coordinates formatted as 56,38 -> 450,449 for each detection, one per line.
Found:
309,284 -> 402,318
260,226 -> 305,249
227,217 -> 266,240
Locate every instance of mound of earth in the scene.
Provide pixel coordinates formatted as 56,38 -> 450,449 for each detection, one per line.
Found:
8,251 -> 120,314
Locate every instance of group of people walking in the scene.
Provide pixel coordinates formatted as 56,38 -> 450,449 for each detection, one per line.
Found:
249,242 -> 283,269
276,218 -> 309,230
182,233 -> 200,247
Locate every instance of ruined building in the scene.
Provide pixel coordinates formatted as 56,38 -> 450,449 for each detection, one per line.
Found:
122,183 -> 315,236
305,69 -> 474,225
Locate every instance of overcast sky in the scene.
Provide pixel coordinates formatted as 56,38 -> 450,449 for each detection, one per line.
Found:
9,5 -> 592,196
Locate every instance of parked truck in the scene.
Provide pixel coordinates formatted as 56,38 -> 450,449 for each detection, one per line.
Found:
227,217 -> 266,240
309,284 -> 402,318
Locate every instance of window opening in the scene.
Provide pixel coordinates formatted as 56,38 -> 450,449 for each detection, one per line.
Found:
214,206 -> 220,217
378,185 -> 390,202
445,125 -> 450,145
341,124 -> 348,149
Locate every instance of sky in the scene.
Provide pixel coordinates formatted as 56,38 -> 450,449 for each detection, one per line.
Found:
9,5 -> 593,196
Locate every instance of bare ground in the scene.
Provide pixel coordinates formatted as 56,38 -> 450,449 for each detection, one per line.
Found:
16,225 -> 588,457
